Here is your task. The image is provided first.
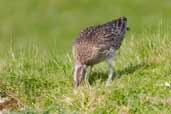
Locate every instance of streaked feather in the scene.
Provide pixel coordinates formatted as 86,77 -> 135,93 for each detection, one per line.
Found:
73,17 -> 128,65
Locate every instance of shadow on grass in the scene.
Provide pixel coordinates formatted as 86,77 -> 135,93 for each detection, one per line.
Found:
89,62 -> 152,85
116,62 -> 150,77
89,71 -> 107,85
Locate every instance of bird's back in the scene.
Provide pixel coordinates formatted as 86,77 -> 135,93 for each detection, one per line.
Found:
73,17 -> 128,65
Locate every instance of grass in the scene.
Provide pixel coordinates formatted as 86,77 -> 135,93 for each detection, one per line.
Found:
0,0 -> 171,114
1,26 -> 171,114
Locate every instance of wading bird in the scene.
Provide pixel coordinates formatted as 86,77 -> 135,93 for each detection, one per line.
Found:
73,17 -> 129,87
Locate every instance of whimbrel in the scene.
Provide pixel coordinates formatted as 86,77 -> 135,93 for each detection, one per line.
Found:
73,17 -> 129,87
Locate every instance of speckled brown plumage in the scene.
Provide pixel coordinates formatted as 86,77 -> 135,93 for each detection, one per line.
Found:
73,16 -> 129,87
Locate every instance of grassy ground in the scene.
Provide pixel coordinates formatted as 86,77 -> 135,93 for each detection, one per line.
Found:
0,0 -> 171,114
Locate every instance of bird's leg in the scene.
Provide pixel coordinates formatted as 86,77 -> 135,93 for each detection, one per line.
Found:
84,66 -> 93,87
106,58 -> 114,86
